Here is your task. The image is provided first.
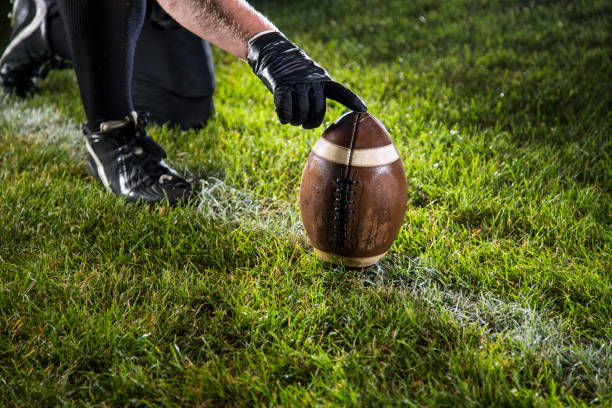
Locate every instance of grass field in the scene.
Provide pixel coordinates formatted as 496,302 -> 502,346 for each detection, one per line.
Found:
1,0 -> 611,406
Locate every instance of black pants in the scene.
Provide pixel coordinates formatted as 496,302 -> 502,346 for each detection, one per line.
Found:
133,5 -> 216,130
48,1 -> 216,130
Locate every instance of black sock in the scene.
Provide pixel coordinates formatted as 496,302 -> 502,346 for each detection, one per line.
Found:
46,2 -> 71,60
55,0 -> 146,130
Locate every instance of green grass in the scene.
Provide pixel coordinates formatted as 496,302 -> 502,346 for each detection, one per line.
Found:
1,0 -> 611,405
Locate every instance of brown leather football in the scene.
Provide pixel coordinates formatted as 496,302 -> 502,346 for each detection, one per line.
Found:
300,112 -> 407,267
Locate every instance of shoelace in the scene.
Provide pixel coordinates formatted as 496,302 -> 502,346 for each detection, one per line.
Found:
130,112 -> 172,185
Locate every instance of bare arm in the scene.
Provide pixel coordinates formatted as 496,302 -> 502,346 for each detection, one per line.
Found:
157,0 -> 366,128
156,0 -> 276,59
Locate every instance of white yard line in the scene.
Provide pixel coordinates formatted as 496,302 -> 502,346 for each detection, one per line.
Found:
0,96 -> 305,235
0,97 -> 83,154
2,96 -> 610,395
366,255 -> 611,393
197,177 -> 303,236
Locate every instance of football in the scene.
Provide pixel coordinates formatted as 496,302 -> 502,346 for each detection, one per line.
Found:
300,112 -> 407,267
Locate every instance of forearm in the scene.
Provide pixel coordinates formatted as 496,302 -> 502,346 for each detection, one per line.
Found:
156,0 -> 276,59
157,0 -> 366,129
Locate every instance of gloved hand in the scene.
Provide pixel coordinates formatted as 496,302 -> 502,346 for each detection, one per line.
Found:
247,31 -> 367,129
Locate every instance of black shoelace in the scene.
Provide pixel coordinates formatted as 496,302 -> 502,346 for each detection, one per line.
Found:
130,112 -> 171,185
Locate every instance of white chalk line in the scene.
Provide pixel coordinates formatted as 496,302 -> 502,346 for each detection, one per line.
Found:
1,94 -> 609,398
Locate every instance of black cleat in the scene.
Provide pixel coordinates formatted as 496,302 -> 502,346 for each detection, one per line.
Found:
84,112 -> 193,204
0,0 -> 65,95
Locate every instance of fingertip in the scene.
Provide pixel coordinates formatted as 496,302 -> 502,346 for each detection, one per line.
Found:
353,99 -> 368,113
302,121 -> 319,130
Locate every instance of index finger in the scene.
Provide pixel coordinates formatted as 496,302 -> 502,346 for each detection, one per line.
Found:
323,81 -> 367,112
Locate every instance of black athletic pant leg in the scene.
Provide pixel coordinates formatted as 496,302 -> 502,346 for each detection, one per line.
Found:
55,0 -> 146,130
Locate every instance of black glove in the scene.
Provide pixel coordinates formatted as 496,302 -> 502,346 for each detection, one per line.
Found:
247,31 -> 367,129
